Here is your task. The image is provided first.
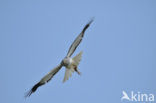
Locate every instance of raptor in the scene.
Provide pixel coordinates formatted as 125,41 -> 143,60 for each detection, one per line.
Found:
25,19 -> 93,97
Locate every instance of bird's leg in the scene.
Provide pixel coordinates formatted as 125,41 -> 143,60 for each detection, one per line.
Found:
74,65 -> 81,75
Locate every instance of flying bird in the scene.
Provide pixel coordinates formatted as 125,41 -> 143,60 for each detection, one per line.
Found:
25,19 -> 94,97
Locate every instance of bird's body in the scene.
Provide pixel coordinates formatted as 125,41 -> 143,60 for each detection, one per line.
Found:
25,19 -> 93,97
62,57 -> 73,67
62,51 -> 82,82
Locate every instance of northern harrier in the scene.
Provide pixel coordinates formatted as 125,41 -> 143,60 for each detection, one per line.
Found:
25,19 -> 93,97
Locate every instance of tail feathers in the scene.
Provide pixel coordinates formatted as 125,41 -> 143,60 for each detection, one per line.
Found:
73,51 -> 83,66
63,68 -> 75,83
63,51 -> 82,83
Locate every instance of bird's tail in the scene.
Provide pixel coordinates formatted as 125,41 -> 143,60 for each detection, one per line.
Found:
62,51 -> 82,83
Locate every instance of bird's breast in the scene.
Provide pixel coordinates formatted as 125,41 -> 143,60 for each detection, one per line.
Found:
63,57 -> 73,67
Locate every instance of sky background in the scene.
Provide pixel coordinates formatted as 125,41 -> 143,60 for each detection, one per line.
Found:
0,0 -> 156,103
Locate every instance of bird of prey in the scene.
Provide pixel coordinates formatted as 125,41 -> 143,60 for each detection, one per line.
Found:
25,19 -> 93,97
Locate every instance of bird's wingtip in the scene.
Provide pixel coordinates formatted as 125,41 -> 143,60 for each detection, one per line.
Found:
24,89 -> 33,98
88,17 -> 94,25
24,82 -> 42,98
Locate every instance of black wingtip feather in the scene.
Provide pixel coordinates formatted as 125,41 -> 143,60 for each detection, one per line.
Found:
82,18 -> 94,34
25,82 -> 43,98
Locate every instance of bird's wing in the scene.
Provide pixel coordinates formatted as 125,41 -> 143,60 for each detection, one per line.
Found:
66,19 -> 94,57
25,63 -> 63,97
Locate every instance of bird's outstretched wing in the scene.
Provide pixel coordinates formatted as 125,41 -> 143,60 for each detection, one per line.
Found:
25,63 -> 63,97
66,19 -> 94,57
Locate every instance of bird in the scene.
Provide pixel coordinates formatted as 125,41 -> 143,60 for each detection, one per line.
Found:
25,19 -> 94,97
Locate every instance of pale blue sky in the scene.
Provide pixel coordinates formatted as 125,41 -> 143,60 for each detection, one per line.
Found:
0,0 -> 156,103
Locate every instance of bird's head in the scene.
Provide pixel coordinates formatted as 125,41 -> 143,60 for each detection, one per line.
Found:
62,57 -> 70,66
